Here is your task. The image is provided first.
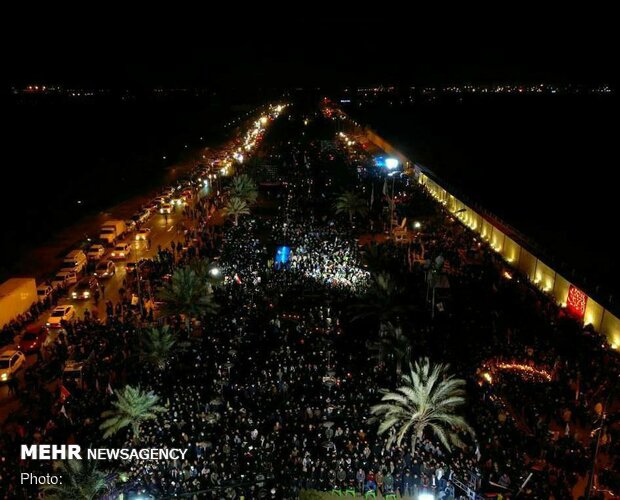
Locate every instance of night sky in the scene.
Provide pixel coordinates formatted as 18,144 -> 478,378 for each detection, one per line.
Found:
4,13 -> 616,89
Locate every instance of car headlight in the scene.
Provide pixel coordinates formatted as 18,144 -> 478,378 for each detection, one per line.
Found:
1,373 -> 7,381
84,292 -> 90,297
72,292 -> 77,297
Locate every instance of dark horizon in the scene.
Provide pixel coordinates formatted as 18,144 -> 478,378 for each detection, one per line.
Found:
4,14 -> 617,90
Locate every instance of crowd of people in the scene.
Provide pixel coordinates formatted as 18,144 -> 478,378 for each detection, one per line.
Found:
1,107 -> 619,500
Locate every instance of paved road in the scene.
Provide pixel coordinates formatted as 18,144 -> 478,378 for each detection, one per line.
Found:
0,205 -> 191,406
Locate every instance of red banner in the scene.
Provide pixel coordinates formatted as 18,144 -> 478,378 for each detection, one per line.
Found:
567,285 -> 587,318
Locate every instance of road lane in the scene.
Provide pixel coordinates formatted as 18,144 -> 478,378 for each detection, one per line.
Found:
0,205 -> 193,405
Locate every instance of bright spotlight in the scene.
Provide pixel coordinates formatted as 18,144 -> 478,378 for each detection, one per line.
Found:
418,494 -> 435,500
385,158 -> 399,170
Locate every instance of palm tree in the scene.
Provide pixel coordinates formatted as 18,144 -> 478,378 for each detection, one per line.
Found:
334,190 -> 368,224
350,272 -> 412,329
370,357 -> 474,454
361,243 -> 391,273
42,460 -> 111,499
100,385 -> 166,441
223,196 -> 250,226
229,174 -> 258,205
189,257 -> 223,290
140,325 -> 176,370
158,265 -> 218,332
369,323 -> 411,375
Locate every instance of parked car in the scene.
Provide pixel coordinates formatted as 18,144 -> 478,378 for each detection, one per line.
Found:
111,242 -> 132,259
36,284 -> 53,303
87,244 -> 106,260
135,228 -> 151,241
51,271 -> 78,289
46,305 -> 76,328
0,350 -> 26,382
171,195 -> 186,206
61,250 -> 88,274
72,277 -> 99,300
18,325 -> 48,353
144,201 -> 159,212
131,211 -> 150,226
94,260 -> 116,278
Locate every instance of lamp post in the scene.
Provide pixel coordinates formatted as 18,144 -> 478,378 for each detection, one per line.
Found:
390,175 -> 395,235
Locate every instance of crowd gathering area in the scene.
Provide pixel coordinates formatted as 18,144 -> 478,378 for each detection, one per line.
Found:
1,104 -> 619,500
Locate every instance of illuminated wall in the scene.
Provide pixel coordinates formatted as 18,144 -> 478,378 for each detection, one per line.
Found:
501,236 -> 520,265
602,313 -> 620,349
363,127 -> 620,346
517,249 -> 538,281
554,274 -> 571,306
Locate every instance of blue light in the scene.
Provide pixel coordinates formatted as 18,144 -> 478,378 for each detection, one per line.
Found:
275,246 -> 291,265
374,156 -> 387,168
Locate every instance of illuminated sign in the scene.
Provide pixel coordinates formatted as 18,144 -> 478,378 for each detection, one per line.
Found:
566,285 -> 587,318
